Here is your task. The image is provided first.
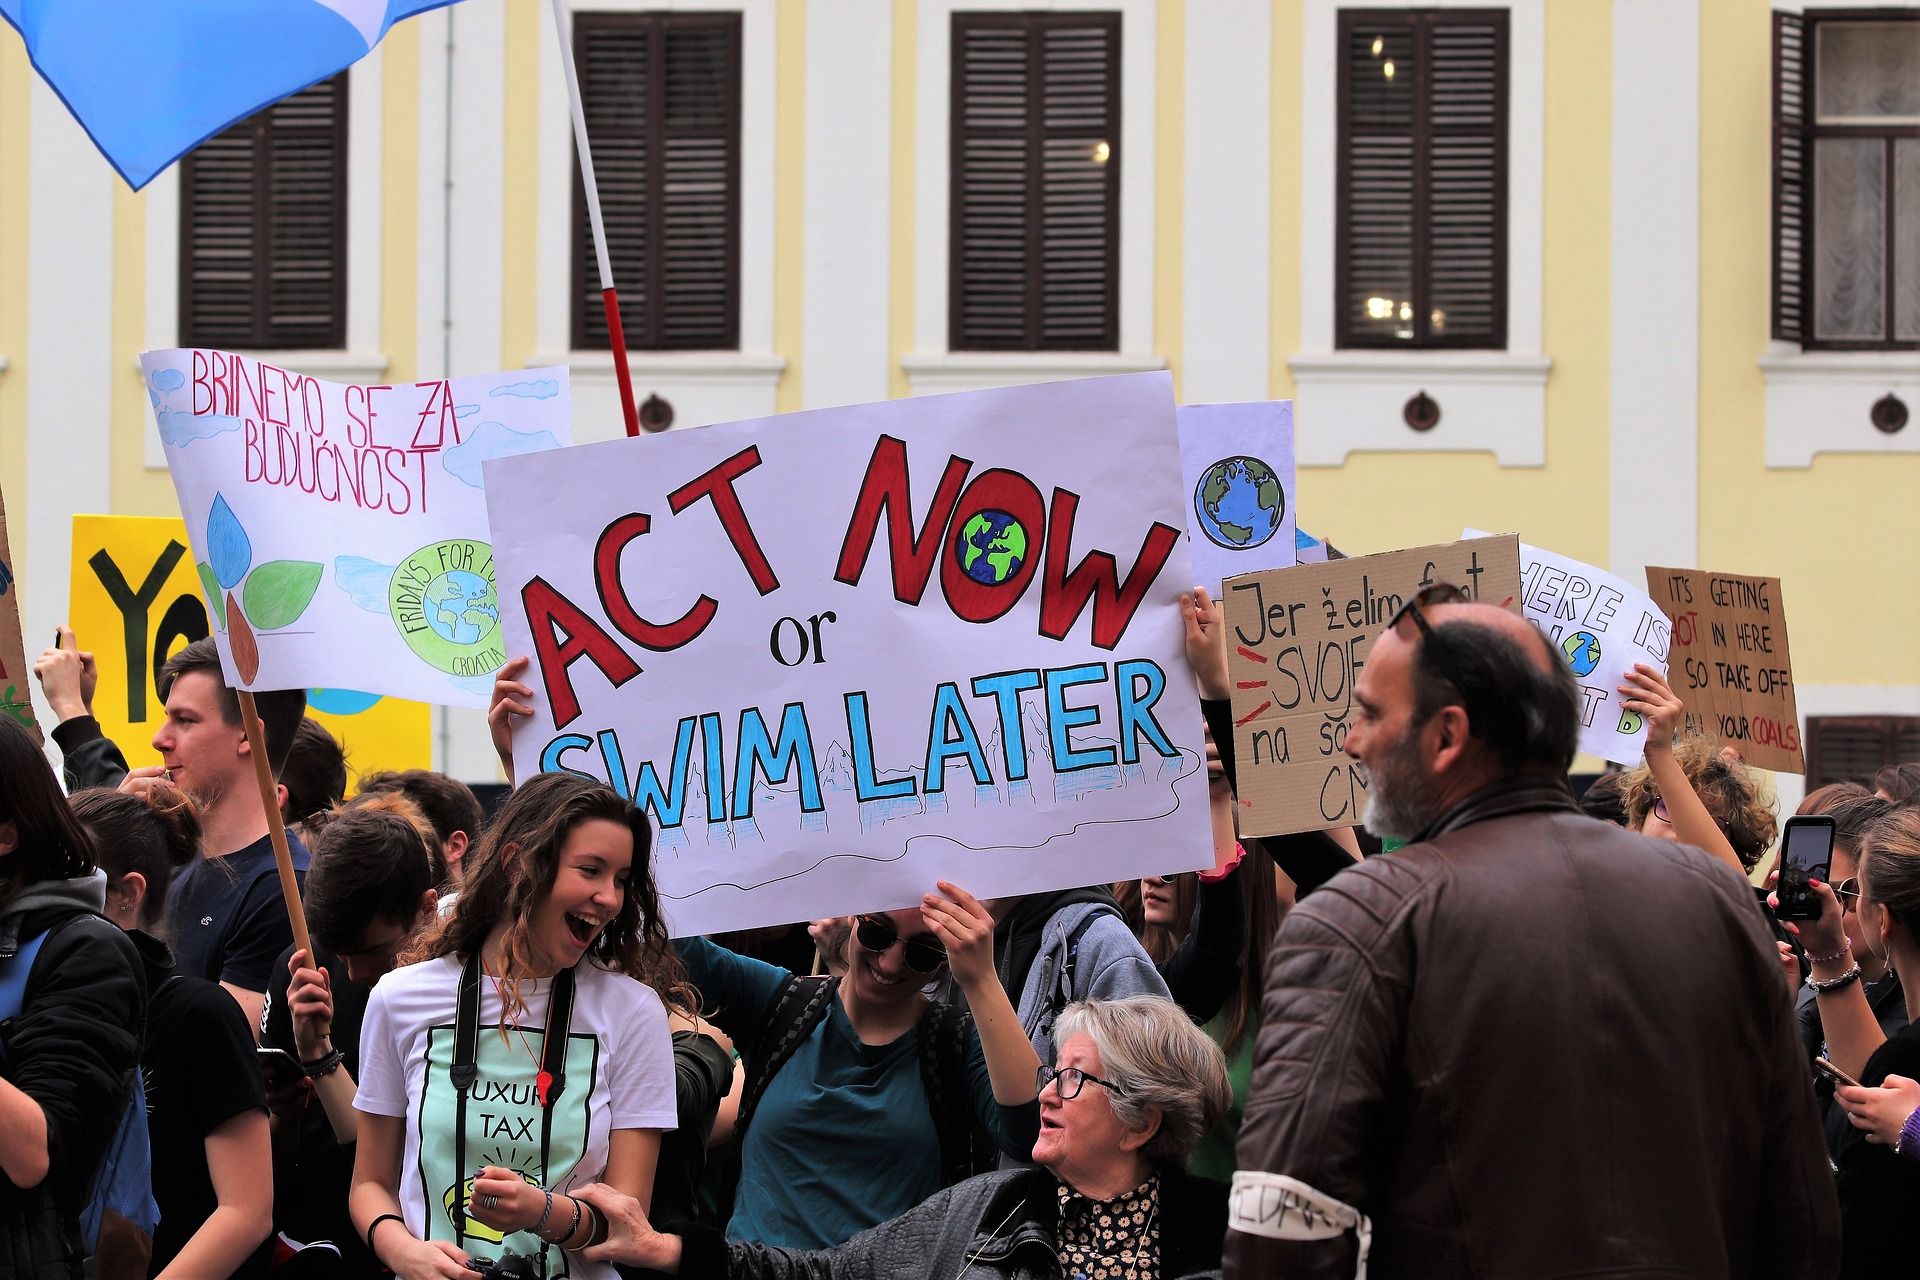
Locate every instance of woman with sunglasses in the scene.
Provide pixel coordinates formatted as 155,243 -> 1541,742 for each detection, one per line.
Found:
566,995 -> 1233,1280
677,882 -> 1041,1249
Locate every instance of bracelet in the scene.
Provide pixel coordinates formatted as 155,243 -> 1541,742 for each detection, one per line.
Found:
301,1047 -> 346,1078
559,1195 -> 583,1249
583,1200 -> 609,1249
1806,963 -> 1863,993
1806,936 -> 1852,966
533,1189 -> 556,1238
365,1213 -> 405,1258
1898,1106 -> 1920,1162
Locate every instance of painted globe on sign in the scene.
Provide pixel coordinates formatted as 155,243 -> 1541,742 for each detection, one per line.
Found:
422,569 -> 499,646
954,510 -> 1030,586
1562,630 -> 1603,678
1194,456 -> 1285,549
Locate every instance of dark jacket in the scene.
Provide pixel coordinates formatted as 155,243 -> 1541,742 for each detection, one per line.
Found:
49,716 -> 130,793
1797,967 -> 1908,1158
658,1165 -> 1227,1280
0,876 -> 147,1280
1226,778 -> 1840,1280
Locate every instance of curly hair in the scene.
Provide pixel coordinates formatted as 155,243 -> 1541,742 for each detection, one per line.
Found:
405,772 -> 693,1026
1621,734 -> 1778,869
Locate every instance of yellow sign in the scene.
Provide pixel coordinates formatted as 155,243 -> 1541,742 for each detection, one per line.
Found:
69,514 -> 431,781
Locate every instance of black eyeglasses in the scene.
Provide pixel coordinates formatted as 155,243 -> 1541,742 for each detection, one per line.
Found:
1387,581 -> 1471,643
853,914 -> 947,972
1037,1064 -> 1128,1101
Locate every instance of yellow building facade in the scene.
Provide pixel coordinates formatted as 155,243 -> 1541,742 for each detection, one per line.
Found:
0,0 -> 1914,791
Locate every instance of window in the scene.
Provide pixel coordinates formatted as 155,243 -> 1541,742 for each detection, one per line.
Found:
1805,715 -> 1920,788
949,12 -> 1121,352
1335,9 -> 1508,349
572,11 -> 743,352
1773,11 -> 1920,350
178,75 -> 348,350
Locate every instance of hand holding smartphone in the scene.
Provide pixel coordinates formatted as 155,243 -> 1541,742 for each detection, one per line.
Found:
1775,815 -> 1837,921
1813,1056 -> 1860,1089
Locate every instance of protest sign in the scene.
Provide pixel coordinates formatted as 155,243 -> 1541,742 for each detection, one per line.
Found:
70,514 -> 431,778
0,484 -> 36,740
1176,402 -> 1296,590
1223,535 -> 1522,836
1465,530 -> 1669,764
1644,566 -> 1803,773
141,349 -> 572,707
1295,527 -> 1330,565
485,371 -> 1212,936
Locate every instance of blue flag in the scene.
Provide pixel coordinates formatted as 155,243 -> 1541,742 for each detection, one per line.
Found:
0,0 -> 461,189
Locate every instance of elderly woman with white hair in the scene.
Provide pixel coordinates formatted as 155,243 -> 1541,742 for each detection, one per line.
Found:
572,996 -> 1234,1280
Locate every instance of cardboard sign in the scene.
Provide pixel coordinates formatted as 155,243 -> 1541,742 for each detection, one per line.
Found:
1223,535 -> 1522,836
1176,402 -> 1296,590
1467,530 -> 1670,764
69,514 -> 432,780
1644,566 -> 1803,773
141,349 -> 571,706
485,372 -> 1212,936
0,484 -> 37,740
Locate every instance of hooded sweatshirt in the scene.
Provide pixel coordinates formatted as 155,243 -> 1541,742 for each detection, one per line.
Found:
994,890 -> 1169,1069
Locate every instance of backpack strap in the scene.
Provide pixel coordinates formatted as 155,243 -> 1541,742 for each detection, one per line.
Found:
917,999 -> 996,1184
735,974 -> 839,1140
0,911 -> 110,1067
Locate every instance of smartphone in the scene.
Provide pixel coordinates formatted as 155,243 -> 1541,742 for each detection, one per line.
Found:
1775,814 -> 1837,921
1813,1056 -> 1860,1089
257,1046 -> 304,1080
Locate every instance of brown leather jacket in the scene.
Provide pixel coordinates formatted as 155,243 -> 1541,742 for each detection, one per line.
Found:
1226,778 -> 1839,1280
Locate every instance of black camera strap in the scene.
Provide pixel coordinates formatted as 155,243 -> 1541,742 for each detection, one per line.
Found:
449,951 -> 578,1273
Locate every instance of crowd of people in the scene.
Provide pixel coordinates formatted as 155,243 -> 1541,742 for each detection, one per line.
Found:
2,590 -> 1917,1279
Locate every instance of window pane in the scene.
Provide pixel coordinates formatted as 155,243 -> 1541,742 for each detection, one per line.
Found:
1898,139 -> 1919,342
1815,21 -> 1920,124
1343,23 -> 1417,343
1812,137 -> 1885,341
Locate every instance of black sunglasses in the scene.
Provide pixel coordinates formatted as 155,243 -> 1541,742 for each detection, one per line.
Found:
1387,582 -> 1476,696
853,914 -> 947,973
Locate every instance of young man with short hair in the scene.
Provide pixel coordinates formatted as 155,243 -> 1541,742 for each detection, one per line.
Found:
143,638 -> 307,1031
355,768 -> 484,887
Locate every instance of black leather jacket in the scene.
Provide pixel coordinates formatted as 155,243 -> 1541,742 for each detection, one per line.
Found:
649,1165 -> 1227,1280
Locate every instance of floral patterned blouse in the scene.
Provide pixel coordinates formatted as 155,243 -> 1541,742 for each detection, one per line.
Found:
1055,1173 -> 1161,1280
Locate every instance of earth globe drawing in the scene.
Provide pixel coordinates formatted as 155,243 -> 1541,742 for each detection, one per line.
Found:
954,510 -> 1029,586
1562,630 -> 1602,677
422,569 -> 499,646
1194,456 -> 1285,549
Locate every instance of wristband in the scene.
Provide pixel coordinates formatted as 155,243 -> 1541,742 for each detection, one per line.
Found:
301,1047 -> 346,1078
1806,963 -> 1863,993
1197,842 -> 1247,884
559,1196 -> 583,1249
584,1200 -> 609,1248
1805,936 -> 1852,966
533,1189 -> 556,1237
365,1213 -> 405,1258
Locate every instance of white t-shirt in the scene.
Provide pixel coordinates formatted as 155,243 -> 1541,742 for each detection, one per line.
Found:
356,955 -> 677,1279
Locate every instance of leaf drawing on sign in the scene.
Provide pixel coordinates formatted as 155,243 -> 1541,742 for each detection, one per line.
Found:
208,494 -> 251,589
227,594 -> 260,683
243,561 -> 323,630
197,562 -> 226,629
0,685 -> 32,729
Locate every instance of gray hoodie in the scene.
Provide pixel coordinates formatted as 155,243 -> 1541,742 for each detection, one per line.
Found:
1013,900 -> 1170,1069
0,870 -> 108,956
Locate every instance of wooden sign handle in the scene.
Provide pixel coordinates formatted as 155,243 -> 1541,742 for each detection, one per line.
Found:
235,690 -> 313,962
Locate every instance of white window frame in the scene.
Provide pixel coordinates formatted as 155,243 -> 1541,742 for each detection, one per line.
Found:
1292,0 -> 1548,466
143,53 -> 387,468
532,0 -> 784,423
902,0 -> 1163,395
1763,0 -> 1920,468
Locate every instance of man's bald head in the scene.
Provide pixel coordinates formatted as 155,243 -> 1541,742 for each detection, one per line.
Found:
1403,600 -> 1581,776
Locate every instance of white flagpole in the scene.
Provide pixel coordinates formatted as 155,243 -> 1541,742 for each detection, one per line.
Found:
550,0 -> 642,438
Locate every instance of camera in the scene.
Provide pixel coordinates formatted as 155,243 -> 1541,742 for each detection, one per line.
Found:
465,1250 -> 542,1280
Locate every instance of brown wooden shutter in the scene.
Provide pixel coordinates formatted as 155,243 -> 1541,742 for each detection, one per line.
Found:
1772,10 -> 1808,345
1337,10 -> 1506,349
573,12 -> 741,352
1805,716 -> 1920,789
180,74 -> 347,350
951,12 -> 1120,352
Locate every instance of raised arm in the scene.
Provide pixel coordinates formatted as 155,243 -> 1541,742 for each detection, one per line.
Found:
1619,663 -> 1745,874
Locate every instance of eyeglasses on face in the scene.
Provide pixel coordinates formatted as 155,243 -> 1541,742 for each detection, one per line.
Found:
1836,878 -> 1861,911
853,913 -> 947,973
1037,1063 -> 1129,1101
1652,796 -> 1670,824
